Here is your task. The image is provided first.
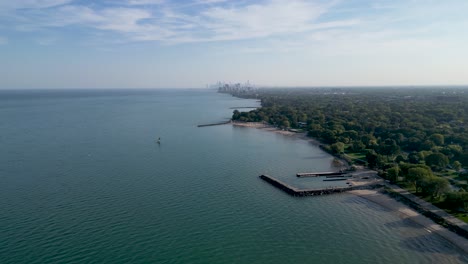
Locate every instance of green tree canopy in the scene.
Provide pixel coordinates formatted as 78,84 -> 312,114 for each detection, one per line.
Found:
445,191 -> 468,211
429,133 -> 445,146
420,176 -> 450,199
406,167 -> 433,192
387,166 -> 400,182
330,142 -> 345,154
425,153 -> 449,170
453,161 -> 462,171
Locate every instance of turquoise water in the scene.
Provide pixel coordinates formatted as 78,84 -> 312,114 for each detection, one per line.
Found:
0,89 -> 466,263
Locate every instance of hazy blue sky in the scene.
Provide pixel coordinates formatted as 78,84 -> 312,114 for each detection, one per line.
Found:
1,0 -> 467,89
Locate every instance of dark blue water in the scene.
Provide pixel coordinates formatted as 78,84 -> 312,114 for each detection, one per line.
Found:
0,89 -> 466,263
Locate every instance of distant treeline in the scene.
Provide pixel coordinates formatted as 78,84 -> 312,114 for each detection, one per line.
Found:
223,87 -> 468,212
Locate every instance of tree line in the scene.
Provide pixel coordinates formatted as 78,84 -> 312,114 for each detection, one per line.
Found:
225,87 -> 468,212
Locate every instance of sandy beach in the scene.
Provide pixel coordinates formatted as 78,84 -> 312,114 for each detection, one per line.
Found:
231,121 -> 322,145
233,121 -> 468,255
351,189 -> 468,254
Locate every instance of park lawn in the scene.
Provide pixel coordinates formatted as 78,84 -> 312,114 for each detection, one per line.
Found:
345,152 -> 366,160
452,212 -> 468,223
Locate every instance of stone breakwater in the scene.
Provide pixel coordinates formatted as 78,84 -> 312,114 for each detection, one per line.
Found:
259,174 -> 377,197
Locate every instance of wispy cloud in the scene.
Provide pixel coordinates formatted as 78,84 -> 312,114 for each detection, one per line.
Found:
0,0 -> 72,10
3,0 -> 467,49
126,0 -> 165,5
2,0 -> 357,44
0,36 -> 7,45
199,1 -> 328,40
195,0 -> 229,5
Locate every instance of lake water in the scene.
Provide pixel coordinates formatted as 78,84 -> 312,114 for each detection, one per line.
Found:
0,89 -> 467,263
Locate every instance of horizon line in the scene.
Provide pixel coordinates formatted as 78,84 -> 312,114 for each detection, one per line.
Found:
1,84 -> 468,91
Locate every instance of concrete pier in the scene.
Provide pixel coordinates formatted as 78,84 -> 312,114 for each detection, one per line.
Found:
197,120 -> 231,127
260,175 -> 352,196
296,171 -> 346,177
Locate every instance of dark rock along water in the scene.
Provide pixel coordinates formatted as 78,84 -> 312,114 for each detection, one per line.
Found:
0,89 -> 466,264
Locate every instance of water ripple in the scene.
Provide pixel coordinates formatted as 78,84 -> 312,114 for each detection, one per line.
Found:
1,90 -> 467,264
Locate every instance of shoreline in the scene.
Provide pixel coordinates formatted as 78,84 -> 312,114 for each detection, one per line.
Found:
232,121 -> 468,255
351,189 -> 468,254
231,121 -> 323,146
232,121 -> 346,167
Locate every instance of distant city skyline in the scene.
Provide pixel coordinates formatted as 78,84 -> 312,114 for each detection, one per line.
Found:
1,0 -> 468,89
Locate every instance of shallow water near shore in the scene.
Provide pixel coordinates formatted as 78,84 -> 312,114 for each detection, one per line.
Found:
1,89 -> 467,263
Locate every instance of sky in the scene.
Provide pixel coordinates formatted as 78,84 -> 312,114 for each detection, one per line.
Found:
1,0 -> 468,89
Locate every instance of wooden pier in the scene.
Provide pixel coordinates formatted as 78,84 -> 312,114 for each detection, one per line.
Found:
260,175 -> 352,196
296,171 -> 346,178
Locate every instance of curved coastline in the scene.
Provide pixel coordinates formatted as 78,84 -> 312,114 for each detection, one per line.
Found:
232,120 -> 468,255
231,121 -> 322,145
